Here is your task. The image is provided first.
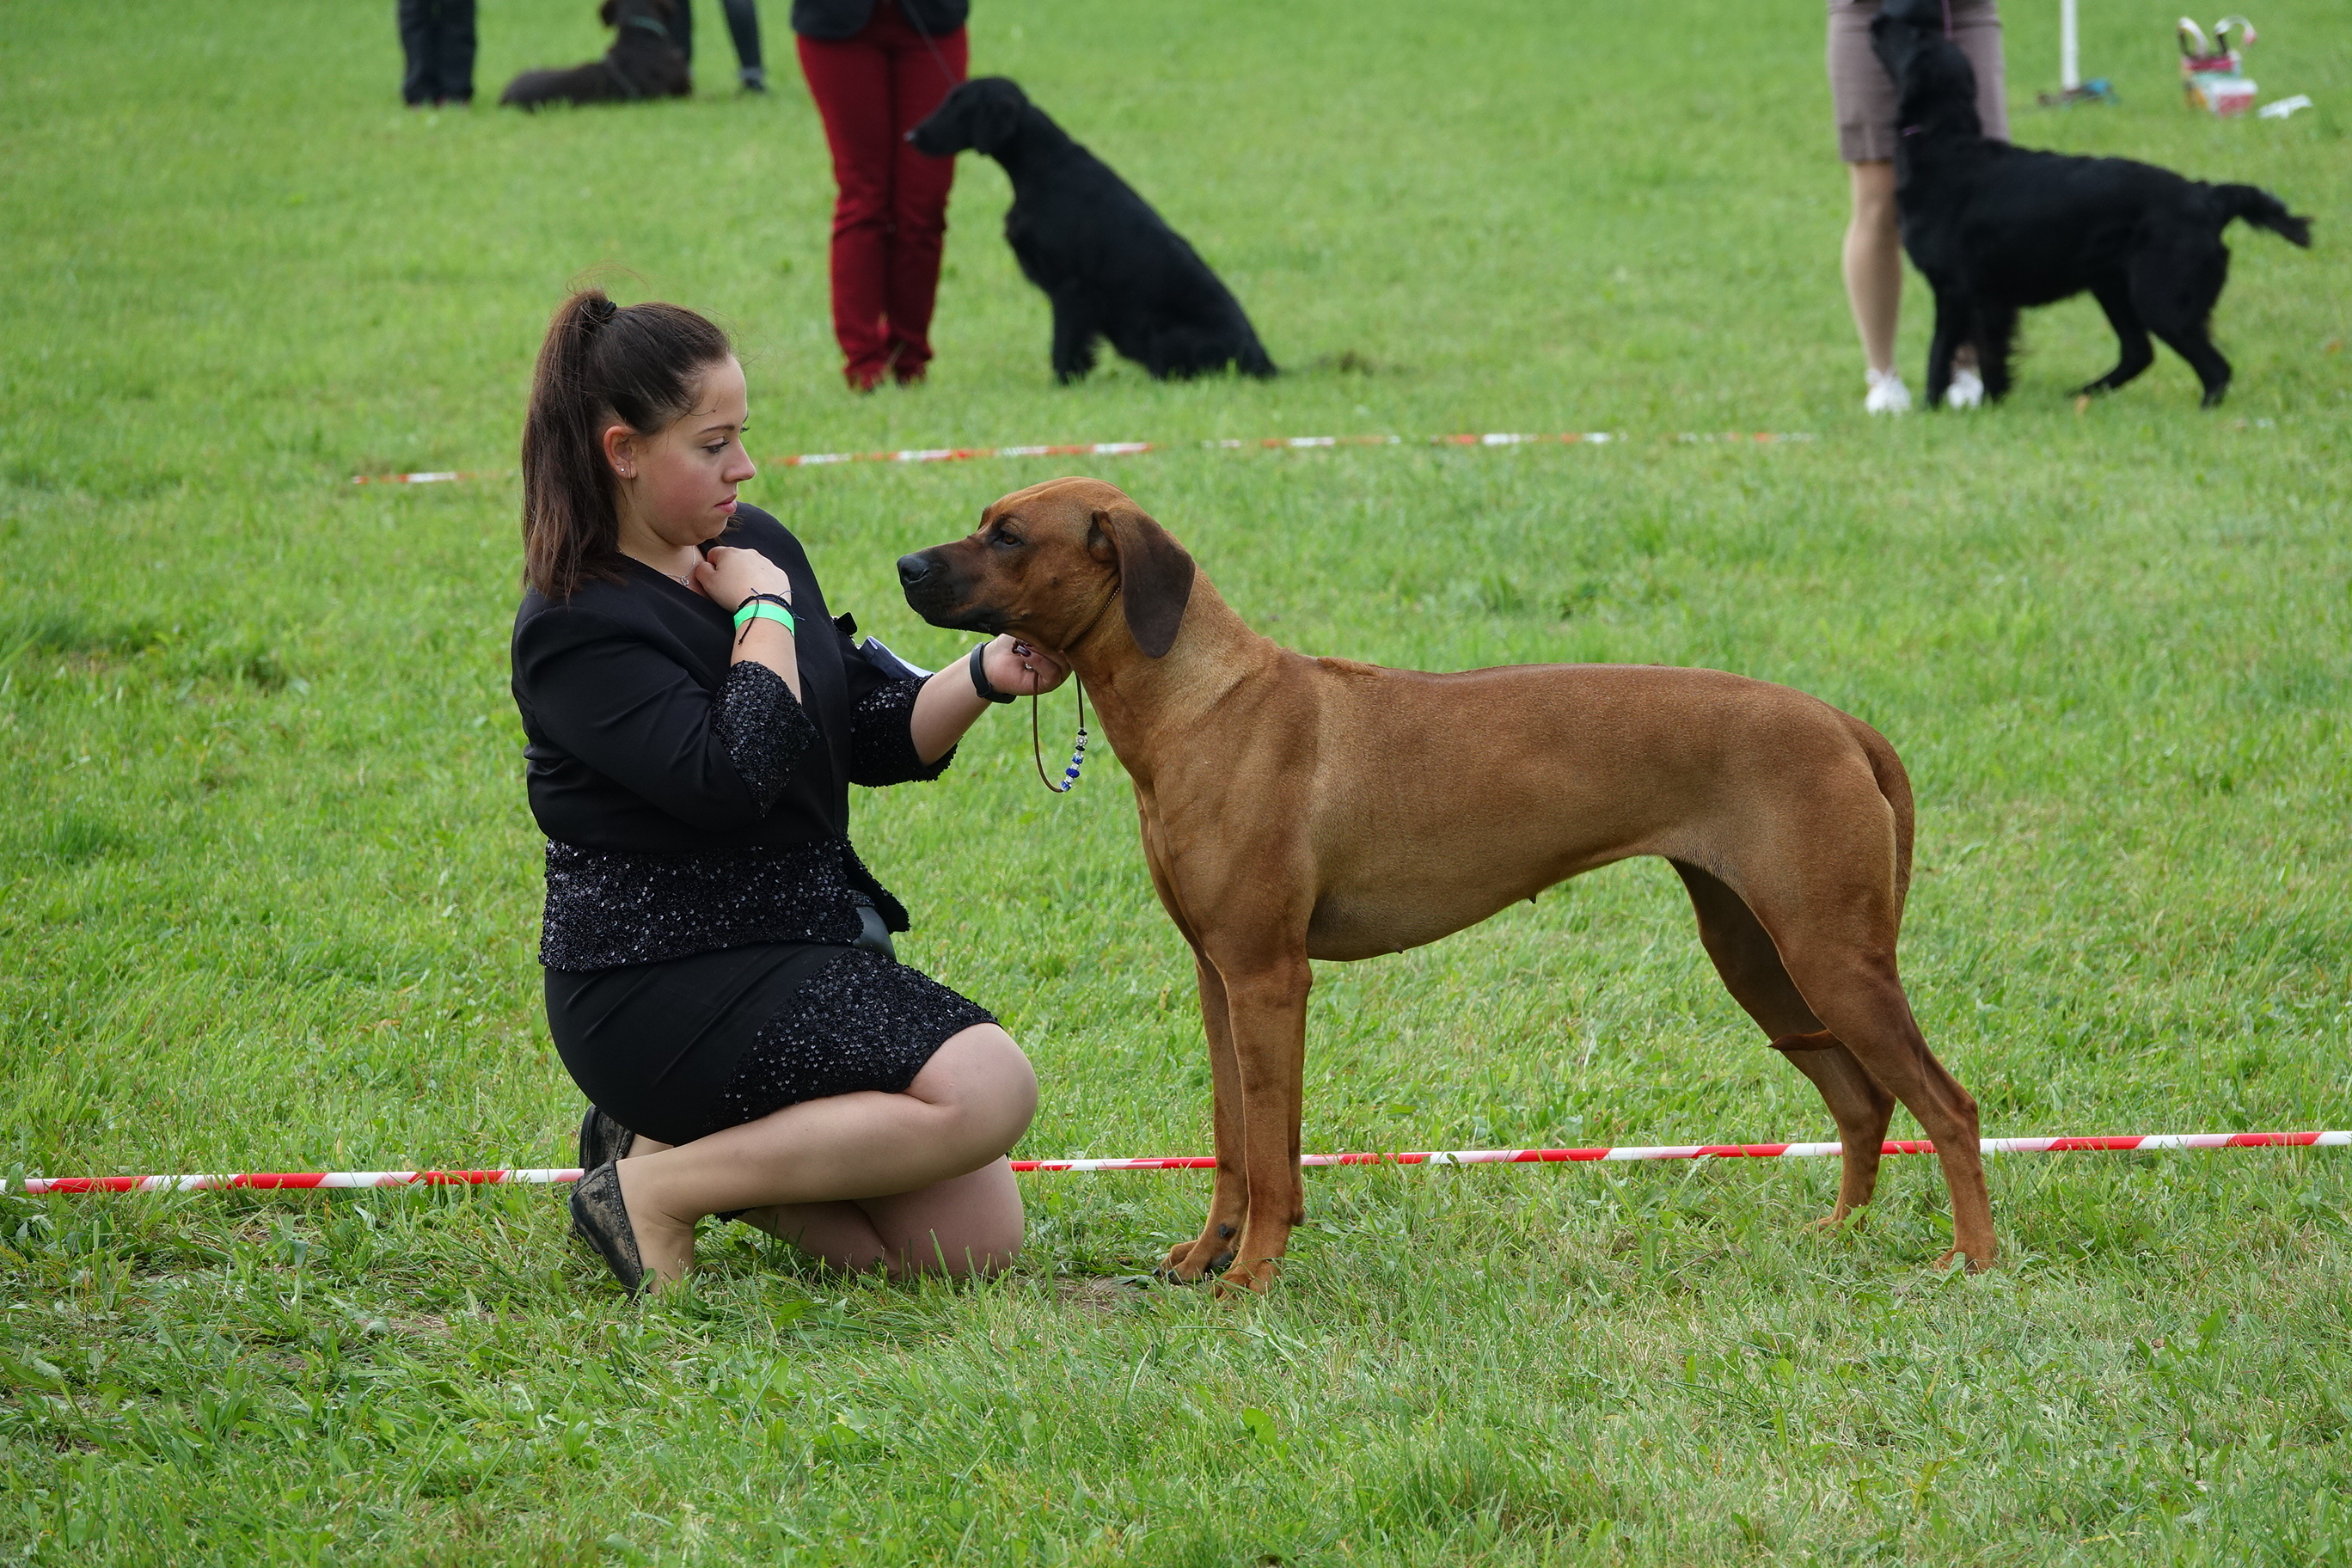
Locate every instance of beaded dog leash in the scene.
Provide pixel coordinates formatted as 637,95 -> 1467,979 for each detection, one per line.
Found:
1014,640 -> 1087,793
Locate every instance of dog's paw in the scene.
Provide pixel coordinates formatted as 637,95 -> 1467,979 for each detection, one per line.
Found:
1158,1240 -> 1234,1282
1215,1257 -> 1280,1295
1931,1244 -> 1996,1273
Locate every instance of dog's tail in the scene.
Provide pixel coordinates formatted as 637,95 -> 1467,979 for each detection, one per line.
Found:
1235,334 -> 1278,379
2213,183 -> 2314,248
1843,714 -> 1916,926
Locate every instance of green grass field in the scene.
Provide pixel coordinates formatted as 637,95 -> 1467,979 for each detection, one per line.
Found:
4,0 -> 2350,1560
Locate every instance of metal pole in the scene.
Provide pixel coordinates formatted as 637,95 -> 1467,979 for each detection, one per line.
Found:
2061,0 -> 2081,90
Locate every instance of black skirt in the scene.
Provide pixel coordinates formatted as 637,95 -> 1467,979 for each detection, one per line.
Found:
545,942 -> 996,1146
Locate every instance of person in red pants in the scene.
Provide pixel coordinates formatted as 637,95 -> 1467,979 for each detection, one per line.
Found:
793,1 -> 971,389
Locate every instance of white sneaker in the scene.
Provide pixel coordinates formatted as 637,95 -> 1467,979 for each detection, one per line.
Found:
1946,367 -> 1985,409
1864,369 -> 1912,415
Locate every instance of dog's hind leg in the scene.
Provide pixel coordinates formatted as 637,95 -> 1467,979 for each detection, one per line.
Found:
1673,862 -> 1895,1228
1160,952 -> 1253,1282
2148,314 -> 2233,407
2133,236 -> 2233,406
1767,924 -> 1994,1271
2079,280 -> 2155,395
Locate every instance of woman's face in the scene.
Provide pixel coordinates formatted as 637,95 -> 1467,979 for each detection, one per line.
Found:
609,356 -> 756,554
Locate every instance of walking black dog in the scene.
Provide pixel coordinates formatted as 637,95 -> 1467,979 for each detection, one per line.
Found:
499,0 -> 690,110
909,77 -> 1276,384
1872,0 -> 2309,407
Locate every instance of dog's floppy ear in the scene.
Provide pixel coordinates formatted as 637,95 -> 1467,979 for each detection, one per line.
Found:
971,83 -> 1026,156
1089,502 -> 1195,658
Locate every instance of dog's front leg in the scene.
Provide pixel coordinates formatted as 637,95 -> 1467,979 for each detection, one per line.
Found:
1201,947 -> 1311,1294
1924,291 -> 1963,410
1160,952 -> 1252,1281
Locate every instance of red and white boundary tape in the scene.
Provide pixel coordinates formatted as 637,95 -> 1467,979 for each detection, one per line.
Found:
350,429 -> 1815,486
11,1130 -> 2344,1194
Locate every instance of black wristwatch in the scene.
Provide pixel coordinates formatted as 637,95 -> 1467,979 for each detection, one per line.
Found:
967,643 -> 1015,704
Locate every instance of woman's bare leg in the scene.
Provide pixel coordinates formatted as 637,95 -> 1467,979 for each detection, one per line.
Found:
737,1158 -> 1025,1278
610,1023 -> 1036,1284
1845,159 -> 1976,380
1844,160 -> 1903,376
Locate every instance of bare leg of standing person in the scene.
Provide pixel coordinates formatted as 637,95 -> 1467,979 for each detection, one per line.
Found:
1844,161 -> 1902,377
1845,160 -> 1911,413
1846,159 -> 1981,413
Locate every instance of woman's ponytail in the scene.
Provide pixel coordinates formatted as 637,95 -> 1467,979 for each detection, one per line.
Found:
521,290 -> 734,600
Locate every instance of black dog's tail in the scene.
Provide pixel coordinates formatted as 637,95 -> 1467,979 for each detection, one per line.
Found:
1235,337 -> 1278,379
2214,183 -> 2314,248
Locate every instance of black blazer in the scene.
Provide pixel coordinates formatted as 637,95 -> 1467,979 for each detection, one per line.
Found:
511,505 -> 936,854
791,0 -> 969,40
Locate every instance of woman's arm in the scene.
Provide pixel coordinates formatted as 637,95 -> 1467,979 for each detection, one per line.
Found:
694,545 -> 802,700
515,605 -> 818,828
909,635 -> 1069,764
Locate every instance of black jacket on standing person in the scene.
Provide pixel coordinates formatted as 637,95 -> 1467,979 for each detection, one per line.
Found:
789,0 -> 967,39
510,505 -> 952,971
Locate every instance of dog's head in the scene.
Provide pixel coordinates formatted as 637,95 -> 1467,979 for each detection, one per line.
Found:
1870,3 -> 1984,139
908,77 -> 1031,158
897,478 -> 1196,661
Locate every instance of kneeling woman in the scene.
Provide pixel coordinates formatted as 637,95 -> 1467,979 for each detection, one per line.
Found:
511,291 -> 1063,1293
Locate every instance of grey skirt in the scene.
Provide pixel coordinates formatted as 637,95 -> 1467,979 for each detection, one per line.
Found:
1827,0 -> 2007,162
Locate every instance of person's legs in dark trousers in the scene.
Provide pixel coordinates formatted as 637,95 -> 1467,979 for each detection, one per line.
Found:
799,7 -> 965,388
397,0 -> 475,106
436,0 -> 476,105
677,2 -> 768,90
398,0 -> 436,105
724,0 -> 768,90
799,31 -> 900,387
880,21 -> 965,382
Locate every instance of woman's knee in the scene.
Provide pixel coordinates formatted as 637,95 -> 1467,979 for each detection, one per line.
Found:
910,1023 -> 1038,1151
1847,159 -> 1897,225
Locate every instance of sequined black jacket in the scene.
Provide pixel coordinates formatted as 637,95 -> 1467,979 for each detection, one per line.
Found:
511,505 -> 952,970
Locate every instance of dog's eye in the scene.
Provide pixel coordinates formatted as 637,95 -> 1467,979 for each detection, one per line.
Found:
989,529 -> 1021,548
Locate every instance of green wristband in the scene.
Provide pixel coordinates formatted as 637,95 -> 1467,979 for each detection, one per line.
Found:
733,601 -> 796,634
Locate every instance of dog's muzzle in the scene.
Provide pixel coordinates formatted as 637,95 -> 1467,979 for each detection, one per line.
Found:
897,548 -> 998,633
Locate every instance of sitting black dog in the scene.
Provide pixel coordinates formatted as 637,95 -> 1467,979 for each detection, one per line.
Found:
1872,0 -> 2309,407
909,77 -> 1276,383
499,0 -> 690,110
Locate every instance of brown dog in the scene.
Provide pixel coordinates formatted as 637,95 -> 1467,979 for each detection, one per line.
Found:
898,478 -> 1993,1290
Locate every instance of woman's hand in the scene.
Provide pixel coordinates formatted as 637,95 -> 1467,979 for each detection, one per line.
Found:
694,545 -> 795,612
909,636 -> 1071,765
983,636 -> 1070,696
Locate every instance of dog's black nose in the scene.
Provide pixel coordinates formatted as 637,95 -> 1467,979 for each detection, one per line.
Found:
896,553 -> 932,586
903,129 -> 917,143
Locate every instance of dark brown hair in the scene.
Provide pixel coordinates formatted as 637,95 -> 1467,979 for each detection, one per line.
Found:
520,290 -> 733,599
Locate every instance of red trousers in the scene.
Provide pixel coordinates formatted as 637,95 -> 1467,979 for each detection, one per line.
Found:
797,6 -> 967,386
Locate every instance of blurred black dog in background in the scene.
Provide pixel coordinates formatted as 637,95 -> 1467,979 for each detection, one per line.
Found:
910,77 -> 1276,384
1872,0 -> 2309,407
500,0 -> 689,110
